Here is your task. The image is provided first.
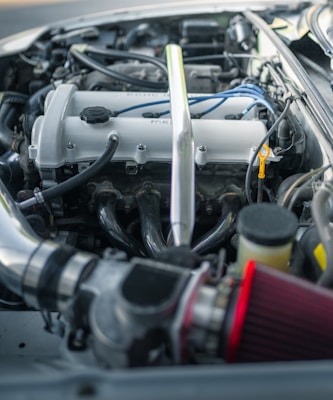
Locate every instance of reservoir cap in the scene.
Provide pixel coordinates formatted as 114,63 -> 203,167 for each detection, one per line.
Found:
237,203 -> 298,246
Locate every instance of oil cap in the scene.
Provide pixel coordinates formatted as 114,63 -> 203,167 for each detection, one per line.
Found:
80,106 -> 111,124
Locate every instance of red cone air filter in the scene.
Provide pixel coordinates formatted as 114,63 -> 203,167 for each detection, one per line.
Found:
224,261 -> 333,362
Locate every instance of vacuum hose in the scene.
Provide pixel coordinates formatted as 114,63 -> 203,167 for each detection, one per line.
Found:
19,134 -> 119,209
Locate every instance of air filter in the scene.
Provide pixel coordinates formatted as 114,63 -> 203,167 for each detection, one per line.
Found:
223,261 -> 333,362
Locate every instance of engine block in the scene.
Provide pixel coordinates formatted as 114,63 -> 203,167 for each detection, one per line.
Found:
30,83 -> 270,183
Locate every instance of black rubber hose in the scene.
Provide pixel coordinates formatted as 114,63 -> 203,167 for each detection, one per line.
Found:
97,194 -> 146,257
192,193 -> 241,254
19,134 -> 119,209
245,97 -> 292,204
0,103 -> 17,149
276,173 -> 305,205
0,151 -> 23,192
286,167 -> 331,212
86,45 -> 168,75
217,67 -> 240,80
184,54 -> 257,63
279,166 -> 330,208
44,135 -> 119,202
70,47 -> 168,90
286,186 -> 314,211
136,189 -> 167,258
1,92 -> 28,105
124,23 -> 152,51
184,55 -> 231,63
0,92 -> 28,150
23,84 -> 53,137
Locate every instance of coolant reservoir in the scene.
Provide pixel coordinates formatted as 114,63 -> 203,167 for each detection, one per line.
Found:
236,203 -> 298,273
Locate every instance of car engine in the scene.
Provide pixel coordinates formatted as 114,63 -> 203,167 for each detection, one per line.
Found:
1,2 -> 333,385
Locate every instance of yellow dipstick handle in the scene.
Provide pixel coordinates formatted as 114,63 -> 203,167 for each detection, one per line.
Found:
258,144 -> 270,179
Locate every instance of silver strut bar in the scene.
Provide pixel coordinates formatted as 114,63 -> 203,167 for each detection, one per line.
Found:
166,44 -> 195,247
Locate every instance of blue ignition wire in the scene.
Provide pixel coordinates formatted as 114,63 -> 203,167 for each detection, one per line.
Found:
236,83 -> 265,95
241,99 -> 270,118
197,98 -> 228,117
115,99 -> 170,115
115,84 -> 274,116
188,92 -> 275,115
158,96 -> 217,117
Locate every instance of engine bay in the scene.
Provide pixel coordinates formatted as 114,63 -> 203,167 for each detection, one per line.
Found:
1,2 -> 333,384
7,12 -> 304,260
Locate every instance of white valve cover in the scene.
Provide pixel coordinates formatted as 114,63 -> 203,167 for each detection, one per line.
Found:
30,84 -> 268,169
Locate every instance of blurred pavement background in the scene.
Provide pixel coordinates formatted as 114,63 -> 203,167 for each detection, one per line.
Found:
0,0 -> 172,39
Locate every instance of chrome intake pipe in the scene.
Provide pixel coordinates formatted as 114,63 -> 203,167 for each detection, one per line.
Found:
166,44 -> 195,247
136,189 -> 167,258
0,179 -> 97,312
0,178 -> 40,297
